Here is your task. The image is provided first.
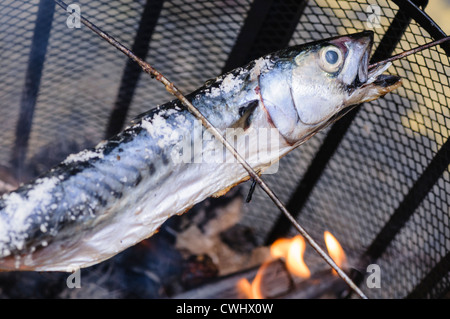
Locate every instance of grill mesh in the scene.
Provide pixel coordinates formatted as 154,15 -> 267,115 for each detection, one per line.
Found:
0,0 -> 39,166
0,0 -> 449,298
128,0 -> 252,123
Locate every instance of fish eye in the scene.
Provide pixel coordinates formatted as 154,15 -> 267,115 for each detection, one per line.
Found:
319,46 -> 343,74
325,50 -> 339,64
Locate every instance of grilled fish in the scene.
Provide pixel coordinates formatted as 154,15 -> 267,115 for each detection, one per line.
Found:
0,31 -> 401,271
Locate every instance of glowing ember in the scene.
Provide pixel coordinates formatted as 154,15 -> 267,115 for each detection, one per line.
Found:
324,231 -> 347,275
270,235 -> 310,279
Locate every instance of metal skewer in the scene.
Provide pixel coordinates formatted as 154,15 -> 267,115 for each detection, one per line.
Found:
368,36 -> 450,69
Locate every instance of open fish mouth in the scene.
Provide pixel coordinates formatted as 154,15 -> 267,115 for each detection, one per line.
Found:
346,31 -> 402,104
366,60 -> 400,86
367,37 -> 402,88
360,60 -> 402,99
352,31 -> 402,91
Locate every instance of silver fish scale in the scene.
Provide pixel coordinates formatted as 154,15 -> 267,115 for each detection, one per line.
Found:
0,117 -> 174,258
0,66 -> 256,266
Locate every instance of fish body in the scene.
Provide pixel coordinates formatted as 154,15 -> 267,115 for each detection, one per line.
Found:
0,31 -> 401,271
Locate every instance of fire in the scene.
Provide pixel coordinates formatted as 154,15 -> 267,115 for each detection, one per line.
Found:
237,232 -> 346,298
237,262 -> 269,299
237,235 -> 311,299
271,235 -> 311,278
324,231 -> 347,275
269,237 -> 290,259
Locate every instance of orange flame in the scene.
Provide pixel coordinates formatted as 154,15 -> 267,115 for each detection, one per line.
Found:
324,231 -> 347,275
237,233 -> 347,298
237,262 -> 269,299
237,235 -> 312,298
270,235 -> 310,278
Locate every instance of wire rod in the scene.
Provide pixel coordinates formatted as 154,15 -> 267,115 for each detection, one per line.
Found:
369,36 -> 450,69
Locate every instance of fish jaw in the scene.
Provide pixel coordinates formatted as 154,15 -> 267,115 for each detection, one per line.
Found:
346,61 -> 402,105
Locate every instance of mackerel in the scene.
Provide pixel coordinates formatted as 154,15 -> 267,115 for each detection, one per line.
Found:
0,31 -> 401,271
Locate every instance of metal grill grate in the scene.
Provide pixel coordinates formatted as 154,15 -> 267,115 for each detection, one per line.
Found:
0,0 -> 449,298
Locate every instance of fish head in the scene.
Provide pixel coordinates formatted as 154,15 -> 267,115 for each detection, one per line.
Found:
259,31 -> 402,144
